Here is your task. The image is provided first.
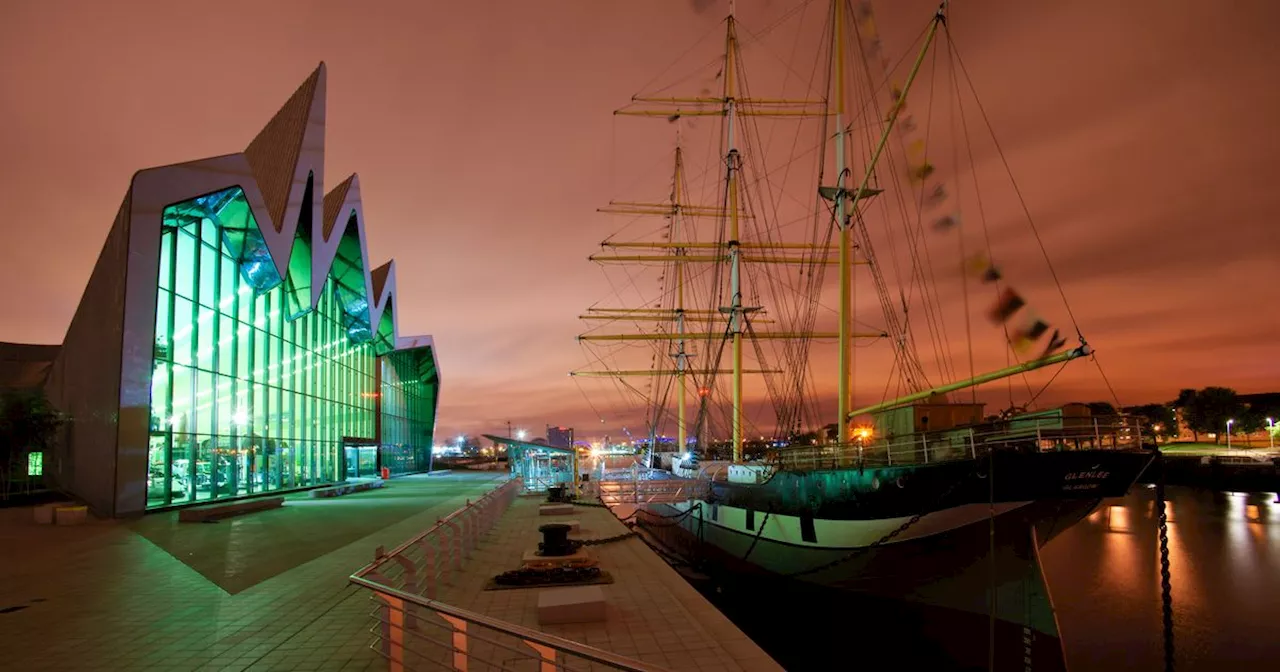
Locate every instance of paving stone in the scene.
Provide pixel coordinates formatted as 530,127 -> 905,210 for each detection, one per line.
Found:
0,473 -> 505,670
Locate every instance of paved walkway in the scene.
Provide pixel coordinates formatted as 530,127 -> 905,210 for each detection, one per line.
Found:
0,472 -> 505,671
418,497 -> 783,672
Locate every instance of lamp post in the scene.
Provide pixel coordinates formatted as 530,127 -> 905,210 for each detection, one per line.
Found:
1226,419 -> 1234,450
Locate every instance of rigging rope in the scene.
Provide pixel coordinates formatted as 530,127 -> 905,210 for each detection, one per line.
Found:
852,1 -> 1077,398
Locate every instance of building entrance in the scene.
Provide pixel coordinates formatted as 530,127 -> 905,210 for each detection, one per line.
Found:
343,440 -> 379,479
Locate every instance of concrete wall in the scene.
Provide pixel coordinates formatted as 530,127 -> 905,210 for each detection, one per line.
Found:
46,194 -> 130,517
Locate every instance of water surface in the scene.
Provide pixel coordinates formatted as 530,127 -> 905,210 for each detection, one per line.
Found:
1043,486 -> 1280,671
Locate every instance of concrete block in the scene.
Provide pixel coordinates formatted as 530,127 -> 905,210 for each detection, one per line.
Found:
534,518 -> 580,532
55,506 -> 88,526
33,503 -> 60,524
537,585 -> 607,625
521,546 -> 593,568
539,503 -> 574,516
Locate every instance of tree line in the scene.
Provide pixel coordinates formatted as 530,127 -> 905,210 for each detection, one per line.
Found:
0,390 -> 66,499
1108,387 -> 1275,444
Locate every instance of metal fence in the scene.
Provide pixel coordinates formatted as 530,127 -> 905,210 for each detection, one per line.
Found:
595,474 -> 711,506
348,477 -> 669,671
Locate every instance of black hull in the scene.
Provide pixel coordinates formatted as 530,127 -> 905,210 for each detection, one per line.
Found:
708,448 -> 1154,519
630,450 -> 1153,670
642,498 -> 1095,671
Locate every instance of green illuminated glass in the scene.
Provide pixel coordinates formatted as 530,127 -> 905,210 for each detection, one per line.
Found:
146,187 -> 378,508
380,348 -> 437,475
28,452 -> 42,477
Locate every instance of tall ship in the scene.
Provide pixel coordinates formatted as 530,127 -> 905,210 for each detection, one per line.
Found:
573,1 -> 1153,667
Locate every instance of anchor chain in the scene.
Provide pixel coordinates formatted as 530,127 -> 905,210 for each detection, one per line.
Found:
1155,449 -> 1175,672
579,531 -> 639,547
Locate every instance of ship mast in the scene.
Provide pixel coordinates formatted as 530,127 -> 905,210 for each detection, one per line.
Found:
578,0 -> 887,463
672,129 -> 689,457
723,1 -> 748,463
833,0 -> 852,446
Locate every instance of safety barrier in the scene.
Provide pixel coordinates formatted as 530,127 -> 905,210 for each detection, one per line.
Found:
348,477 -> 668,671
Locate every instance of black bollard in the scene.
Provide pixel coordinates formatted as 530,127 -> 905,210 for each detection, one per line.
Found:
538,523 -> 575,557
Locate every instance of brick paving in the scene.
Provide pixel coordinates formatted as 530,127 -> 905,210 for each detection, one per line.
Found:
1,473 -> 781,672
411,497 -> 784,672
0,472 -> 505,671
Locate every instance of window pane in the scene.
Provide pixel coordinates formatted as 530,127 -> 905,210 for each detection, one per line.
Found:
172,297 -> 193,366
175,231 -> 196,300
197,307 -> 215,371
199,242 -> 218,308
159,232 -> 173,291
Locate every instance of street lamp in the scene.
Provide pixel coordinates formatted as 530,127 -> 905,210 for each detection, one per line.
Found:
516,429 -> 528,441
1226,419 -> 1233,450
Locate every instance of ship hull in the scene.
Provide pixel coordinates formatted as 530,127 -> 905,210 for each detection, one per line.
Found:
634,449 -> 1153,670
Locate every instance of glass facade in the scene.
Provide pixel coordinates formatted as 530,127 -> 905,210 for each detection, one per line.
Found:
380,349 -> 438,475
144,186 -> 433,509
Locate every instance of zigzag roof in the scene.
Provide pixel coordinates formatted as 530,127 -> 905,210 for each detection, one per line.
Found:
125,62 -> 433,372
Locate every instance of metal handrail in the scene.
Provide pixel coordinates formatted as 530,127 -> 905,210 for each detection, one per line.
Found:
352,476 -> 519,579
350,578 -> 672,672
769,416 -> 1147,473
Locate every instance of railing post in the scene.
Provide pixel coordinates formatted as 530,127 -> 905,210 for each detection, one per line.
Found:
523,641 -> 558,672
391,555 -> 419,631
461,506 -> 474,554
420,538 -> 438,599
445,520 -> 463,572
374,593 -> 406,672
438,613 -> 469,671
1094,417 -> 1102,449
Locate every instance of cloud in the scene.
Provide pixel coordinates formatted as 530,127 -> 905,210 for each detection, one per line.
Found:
688,0 -> 717,14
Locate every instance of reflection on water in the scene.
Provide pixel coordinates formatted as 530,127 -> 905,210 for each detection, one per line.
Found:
1042,486 -> 1280,671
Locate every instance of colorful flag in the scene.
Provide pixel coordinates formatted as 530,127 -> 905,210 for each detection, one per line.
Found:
932,214 -> 959,232
1011,317 -> 1050,353
1039,329 -> 1068,360
923,183 -> 946,207
987,288 -> 1025,323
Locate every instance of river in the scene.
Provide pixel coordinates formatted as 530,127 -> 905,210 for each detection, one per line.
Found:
1043,486 -> 1280,671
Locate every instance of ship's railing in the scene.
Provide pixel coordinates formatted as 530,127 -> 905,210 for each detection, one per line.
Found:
348,477 -> 667,671
596,465 -> 712,505
773,415 -> 1147,473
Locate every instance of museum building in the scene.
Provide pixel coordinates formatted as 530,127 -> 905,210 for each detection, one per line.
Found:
33,63 -> 440,517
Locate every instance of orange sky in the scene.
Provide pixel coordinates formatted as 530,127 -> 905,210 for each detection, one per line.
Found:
1,0 -> 1277,442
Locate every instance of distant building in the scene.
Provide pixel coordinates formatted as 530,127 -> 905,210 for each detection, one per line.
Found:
0,342 -> 59,393
546,426 -> 574,449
